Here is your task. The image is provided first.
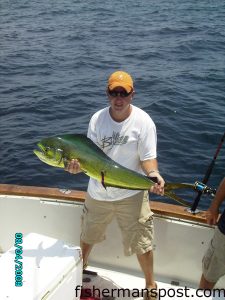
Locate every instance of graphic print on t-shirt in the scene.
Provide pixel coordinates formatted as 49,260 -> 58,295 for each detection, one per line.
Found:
100,131 -> 129,150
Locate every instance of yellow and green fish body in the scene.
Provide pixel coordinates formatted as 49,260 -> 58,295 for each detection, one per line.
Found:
34,134 -> 156,190
34,134 -> 194,206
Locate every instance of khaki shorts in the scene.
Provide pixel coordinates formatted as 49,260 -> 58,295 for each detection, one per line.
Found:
202,227 -> 225,283
81,191 -> 154,256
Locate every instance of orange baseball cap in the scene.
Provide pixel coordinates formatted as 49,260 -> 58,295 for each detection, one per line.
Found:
108,71 -> 133,93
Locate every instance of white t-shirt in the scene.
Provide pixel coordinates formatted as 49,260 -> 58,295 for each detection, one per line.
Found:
87,104 -> 157,201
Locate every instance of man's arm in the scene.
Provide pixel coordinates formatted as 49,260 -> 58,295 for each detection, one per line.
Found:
205,177 -> 225,225
141,159 -> 165,195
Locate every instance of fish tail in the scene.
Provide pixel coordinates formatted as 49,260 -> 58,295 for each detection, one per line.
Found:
164,191 -> 190,207
165,182 -> 195,191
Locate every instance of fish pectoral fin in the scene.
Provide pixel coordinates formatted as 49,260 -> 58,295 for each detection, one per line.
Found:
101,171 -> 107,190
56,149 -> 64,165
63,157 -> 69,168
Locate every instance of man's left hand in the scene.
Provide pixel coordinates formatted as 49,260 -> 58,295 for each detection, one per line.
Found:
149,172 -> 165,196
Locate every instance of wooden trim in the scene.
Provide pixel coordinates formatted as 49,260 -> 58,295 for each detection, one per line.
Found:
0,184 -> 86,203
0,184 -> 207,224
150,201 -> 207,223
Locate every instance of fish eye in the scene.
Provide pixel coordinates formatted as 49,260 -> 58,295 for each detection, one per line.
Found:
45,146 -> 51,153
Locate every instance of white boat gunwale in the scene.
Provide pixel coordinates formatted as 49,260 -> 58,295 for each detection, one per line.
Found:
0,183 -> 209,224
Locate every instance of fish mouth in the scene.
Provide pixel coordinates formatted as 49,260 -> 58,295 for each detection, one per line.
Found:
33,143 -> 65,168
33,142 -> 45,156
33,142 -> 52,161
37,142 -> 46,152
33,144 -> 57,167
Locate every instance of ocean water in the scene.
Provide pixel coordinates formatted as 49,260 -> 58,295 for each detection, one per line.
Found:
1,0 -> 224,210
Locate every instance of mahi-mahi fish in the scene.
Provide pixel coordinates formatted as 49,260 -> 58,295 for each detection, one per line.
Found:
34,134 -> 195,206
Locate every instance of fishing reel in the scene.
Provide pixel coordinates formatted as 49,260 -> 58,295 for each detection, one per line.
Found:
194,181 -> 216,197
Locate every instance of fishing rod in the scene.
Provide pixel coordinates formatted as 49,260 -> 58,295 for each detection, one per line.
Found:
190,131 -> 225,213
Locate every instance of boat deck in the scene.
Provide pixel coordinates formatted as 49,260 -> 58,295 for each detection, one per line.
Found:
82,266 -> 225,300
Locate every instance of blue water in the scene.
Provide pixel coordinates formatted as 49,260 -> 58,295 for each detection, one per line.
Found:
1,0 -> 224,210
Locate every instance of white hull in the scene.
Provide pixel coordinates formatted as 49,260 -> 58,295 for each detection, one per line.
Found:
0,184 -> 224,299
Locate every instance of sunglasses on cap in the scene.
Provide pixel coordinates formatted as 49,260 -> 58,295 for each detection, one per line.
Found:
108,89 -> 132,98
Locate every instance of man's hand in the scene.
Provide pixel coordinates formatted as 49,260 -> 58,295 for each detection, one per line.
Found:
205,207 -> 219,225
204,177 -> 225,225
149,171 -> 165,196
64,159 -> 81,174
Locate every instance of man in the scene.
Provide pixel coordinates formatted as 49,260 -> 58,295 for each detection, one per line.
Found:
199,177 -> 225,289
66,71 -> 165,299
